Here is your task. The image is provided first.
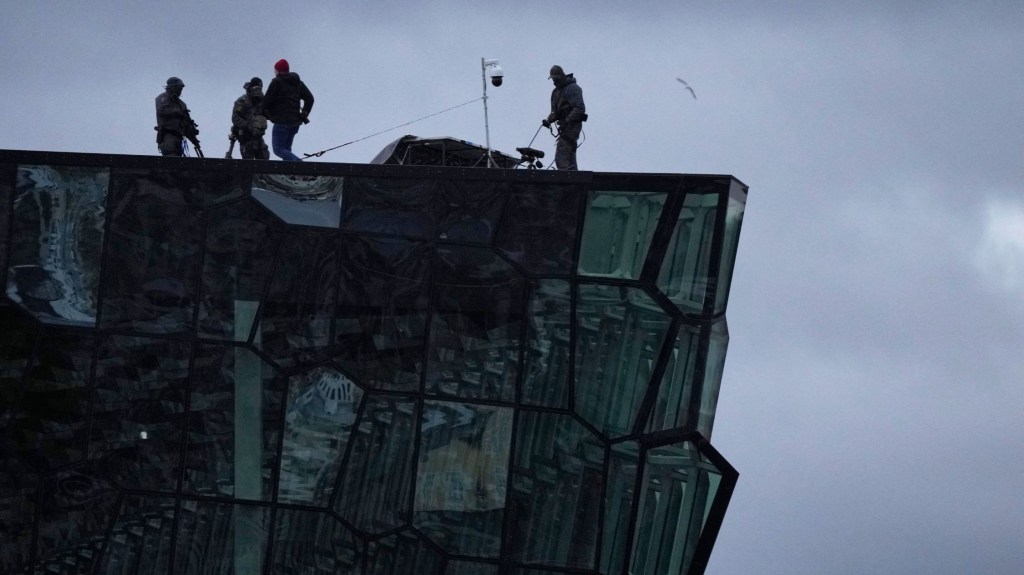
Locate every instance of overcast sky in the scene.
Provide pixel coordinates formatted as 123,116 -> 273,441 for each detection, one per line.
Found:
3,1 -> 1023,573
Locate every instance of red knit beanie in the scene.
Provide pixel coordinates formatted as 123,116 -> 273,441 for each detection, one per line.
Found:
274,59 -> 289,73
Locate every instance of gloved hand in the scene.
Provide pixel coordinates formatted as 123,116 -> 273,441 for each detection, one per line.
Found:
300,113 -> 310,125
541,119 -> 551,128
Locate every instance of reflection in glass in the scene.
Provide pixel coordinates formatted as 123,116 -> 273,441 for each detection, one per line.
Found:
334,237 -> 431,392
252,173 -> 344,228
578,190 -> 666,279
645,323 -> 701,435
334,395 -> 418,534
0,310 -> 38,431
507,411 -> 604,570
426,246 -> 524,402
0,455 -> 36,571
522,279 -> 571,408
7,165 -> 108,325
342,176 -> 437,239
656,192 -> 719,313
575,285 -> 671,438
366,530 -> 444,575
100,169 -> 203,335
174,499 -> 270,574
447,560 -> 500,575
436,178 -> 507,243
97,495 -> 176,574
34,464 -> 119,572
90,335 -> 189,492
185,345 -> 285,501
494,183 -> 584,275
630,441 -> 722,575
414,400 -> 513,557
256,228 -> 338,369
279,366 -> 364,505
601,441 -> 640,574
9,332 -> 94,470
270,508 -> 362,574
199,199 -> 284,340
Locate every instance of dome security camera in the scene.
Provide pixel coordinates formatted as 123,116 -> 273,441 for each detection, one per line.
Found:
490,65 -> 504,87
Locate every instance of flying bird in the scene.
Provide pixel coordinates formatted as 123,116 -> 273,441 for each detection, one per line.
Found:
676,78 -> 697,100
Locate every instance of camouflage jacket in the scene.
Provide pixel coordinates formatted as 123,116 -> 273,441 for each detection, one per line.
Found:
155,91 -> 196,139
231,95 -> 267,139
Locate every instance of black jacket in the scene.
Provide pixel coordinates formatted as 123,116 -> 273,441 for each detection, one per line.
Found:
548,74 -> 586,124
263,72 -> 314,124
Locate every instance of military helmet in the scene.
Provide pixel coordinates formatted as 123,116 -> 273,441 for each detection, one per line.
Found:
165,77 -> 185,88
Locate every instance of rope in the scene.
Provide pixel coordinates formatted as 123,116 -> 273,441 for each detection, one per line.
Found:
303,97 -> 483,158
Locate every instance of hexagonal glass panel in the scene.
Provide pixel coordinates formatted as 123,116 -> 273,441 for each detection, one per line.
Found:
414,400 -> 513,557
630,440 -> 724,575
506,411 -> 605,570
577,190 -> 666,279
656,191 -> 720,314
279,366 -> 364,505
522,279 -> 571,408
575,284 -> 671,438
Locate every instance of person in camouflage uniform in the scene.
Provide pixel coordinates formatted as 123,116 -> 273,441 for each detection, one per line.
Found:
155,77 -> 200,156
231,77 -> 270,160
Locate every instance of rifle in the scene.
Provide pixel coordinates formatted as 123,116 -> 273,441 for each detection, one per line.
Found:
225,133 -> 236,159
182,109 -> 203,158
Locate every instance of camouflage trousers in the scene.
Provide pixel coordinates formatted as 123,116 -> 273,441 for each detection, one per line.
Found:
239,137 -> 269,160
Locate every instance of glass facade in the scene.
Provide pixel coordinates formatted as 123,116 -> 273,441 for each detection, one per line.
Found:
0,150 -> 745,574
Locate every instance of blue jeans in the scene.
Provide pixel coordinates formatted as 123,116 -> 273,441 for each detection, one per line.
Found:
272,123 -> 302,161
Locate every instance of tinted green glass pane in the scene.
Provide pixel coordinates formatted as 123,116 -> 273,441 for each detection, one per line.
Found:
414,400 -> 512,557
269,509 -> 362,574
522,279 -> 571,408
656,192 -> 719,313
578,191 -> 666,279
97,495 -> 176,574
279,366 -> 364,505
630,441 -> 722,575
714,186 -> 746,314
575,285 -> 671,438
698,320 -> 729,438
7,165 -> 107,326
601,440 -> 640,574
91,335 -> 189,492
185,345 -> 286,501
334,395 -> 418,534
174,500 -> 271,575
507,411 -> 605,570
645,324 -> 701,435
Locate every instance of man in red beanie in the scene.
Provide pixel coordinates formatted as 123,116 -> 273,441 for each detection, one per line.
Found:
262,58 -> 314,161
